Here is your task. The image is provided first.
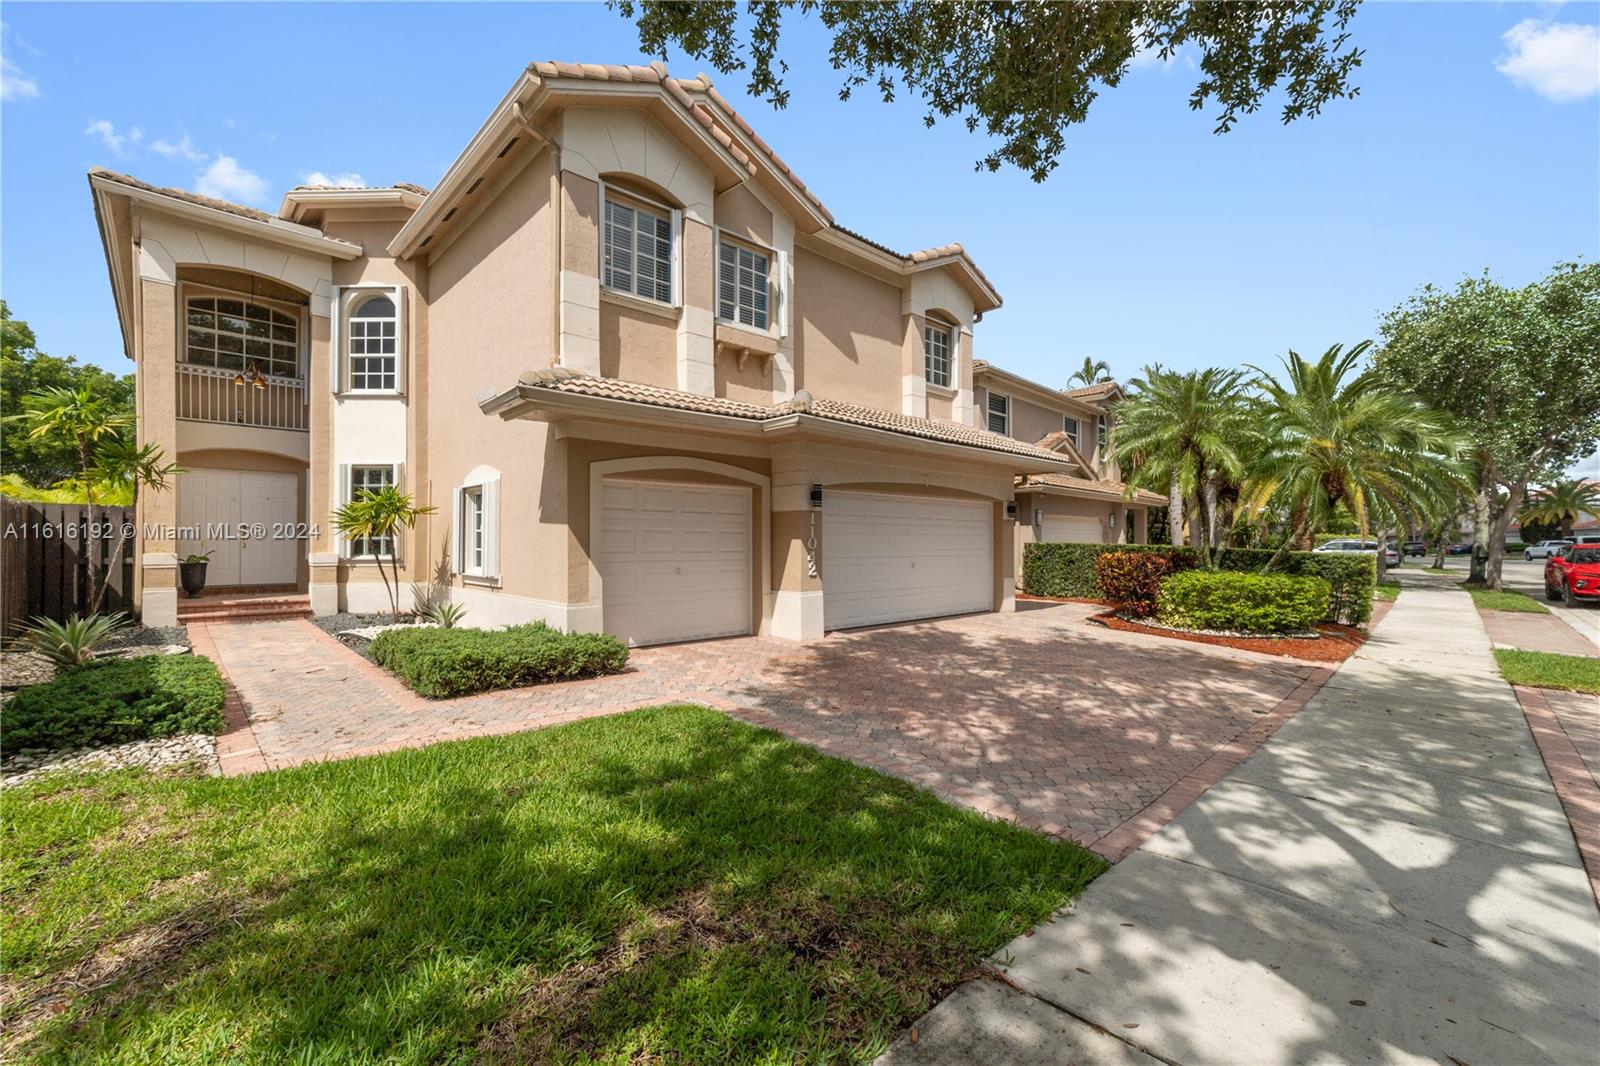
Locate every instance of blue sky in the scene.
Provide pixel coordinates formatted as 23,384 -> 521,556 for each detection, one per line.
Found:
3,2 -> 1597,468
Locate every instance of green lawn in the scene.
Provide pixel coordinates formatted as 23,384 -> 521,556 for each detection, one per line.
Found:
1494,649 -> 1600,695
1374,580 -> 1402,602
1,705 -> 1104,1064
1462,584 -> 1550,613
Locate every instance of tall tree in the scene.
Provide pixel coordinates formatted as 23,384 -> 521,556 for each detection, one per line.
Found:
615,1 -> 1364,181
1520,478 -> 1600,541
1247,342 -> 1466,577
1,301 -> 135,486
1376,263 -> 1600,588
1066,356 -> 1112,388
1112,366 -> 1250,564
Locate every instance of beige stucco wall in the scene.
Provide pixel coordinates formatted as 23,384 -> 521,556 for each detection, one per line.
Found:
426,146 -> 570,609
792,247 -> 904,411
714,184 -> 773,246
1012,491 -> 1148,586
599,297 -> 678,388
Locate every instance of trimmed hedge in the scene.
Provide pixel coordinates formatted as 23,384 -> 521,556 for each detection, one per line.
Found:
1023,542 -> 1375,625
1157,570 -> 1331,634
370,622 -> 630,699
2,654 -> 226,752
1095,550 -> 1194,618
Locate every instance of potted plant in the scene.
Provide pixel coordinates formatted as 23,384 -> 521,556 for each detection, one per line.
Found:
179,552 -> 213,597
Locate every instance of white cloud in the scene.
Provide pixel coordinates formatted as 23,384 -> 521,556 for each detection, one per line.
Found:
1,22 -> 39,101
84,119 -> 142,154
1496,19 -> 1600,102
196,155 -> 269,204
302,170 -> 366,188
151,132 -> 206,161
1,53 -> 37,100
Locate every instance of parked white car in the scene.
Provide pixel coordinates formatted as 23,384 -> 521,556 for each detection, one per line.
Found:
1315,539 -> 1400,568
1524,539 -> 1574,560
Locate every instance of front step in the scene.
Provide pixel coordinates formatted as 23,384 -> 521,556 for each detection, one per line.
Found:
177,595 -> 312,624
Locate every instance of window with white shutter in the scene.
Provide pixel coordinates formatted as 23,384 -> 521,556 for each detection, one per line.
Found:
717,238 -> 769,330
986,392 -> 1010,436
602,191 -> 673,304
923,323 -> 952,387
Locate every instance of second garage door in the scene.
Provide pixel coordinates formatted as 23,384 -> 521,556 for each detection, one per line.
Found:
823,491 -> 992,631
1041,514 -> 1103,543
598,479 -> 752,647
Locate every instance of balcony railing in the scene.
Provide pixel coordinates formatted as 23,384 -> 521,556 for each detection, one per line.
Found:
176,363 -> 307,432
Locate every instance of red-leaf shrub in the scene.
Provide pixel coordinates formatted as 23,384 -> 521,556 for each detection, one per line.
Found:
1095,550 -> 1193,617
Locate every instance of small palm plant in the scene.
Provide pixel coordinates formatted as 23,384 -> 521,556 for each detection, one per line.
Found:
14,612 -> 130,667
334,486 -> 436,623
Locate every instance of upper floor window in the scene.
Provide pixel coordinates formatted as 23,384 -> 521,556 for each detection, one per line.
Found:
1064,415 -> 1080,449
1097,414 -> 1109,452
185,296 -> 299,378
348,294 -> 397,392
603,192 -> 673,304
987,392 -> 1010,436
717,239 -> 769,330
924,323 -> 952,388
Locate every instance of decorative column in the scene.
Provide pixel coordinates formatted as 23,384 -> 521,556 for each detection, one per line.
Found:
135,275 -> 179,626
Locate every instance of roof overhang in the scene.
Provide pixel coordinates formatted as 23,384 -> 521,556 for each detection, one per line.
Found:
809,227 -> 1002,313
88,170 -> 364,261
1021,477 -> 1165,507
974,362 -> 1113,413
482,383 -> 1073,474
278,186 -> 426,224
88,179 -> 138,360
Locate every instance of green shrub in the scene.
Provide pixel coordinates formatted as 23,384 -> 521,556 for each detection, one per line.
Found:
2,654 -> 226,752
1095,550 -> 1194,617
370,622 -> 630,699
1023,542 -> 1374,625
1156,570 -> 1331,634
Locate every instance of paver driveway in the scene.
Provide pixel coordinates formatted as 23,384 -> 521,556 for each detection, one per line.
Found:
193,601 -> 1326,858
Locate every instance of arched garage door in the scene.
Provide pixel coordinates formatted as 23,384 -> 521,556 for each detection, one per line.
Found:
598,479 -> 752,646
822,491 -> 992,630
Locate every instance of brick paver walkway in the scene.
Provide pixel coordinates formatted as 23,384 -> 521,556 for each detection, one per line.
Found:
1480,607 -> 1600,658
193,602 -> 1323,858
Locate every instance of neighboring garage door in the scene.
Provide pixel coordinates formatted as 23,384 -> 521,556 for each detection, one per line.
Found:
598,479 -> 752,647
1042,514 -> 1103,543
823,491 -> 992,631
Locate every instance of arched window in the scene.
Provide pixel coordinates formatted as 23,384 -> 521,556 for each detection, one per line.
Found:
185,296 -> 299,378
348,293 -> 397,391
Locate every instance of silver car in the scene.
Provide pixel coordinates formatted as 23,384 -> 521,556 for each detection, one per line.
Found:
1524,539 -> 1574,560
1315,538 -> 1400,567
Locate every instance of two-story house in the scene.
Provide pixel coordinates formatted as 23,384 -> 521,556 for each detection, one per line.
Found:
971,361 -> 1166,585
90,60 -> 1132,647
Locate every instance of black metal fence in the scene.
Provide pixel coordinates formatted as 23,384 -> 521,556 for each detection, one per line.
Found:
1,497 -> 136,636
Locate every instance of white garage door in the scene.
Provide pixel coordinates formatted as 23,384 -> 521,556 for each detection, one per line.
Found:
823,491 -> 992,631
1042,515 -> 1103,543
598,479 -> 752,647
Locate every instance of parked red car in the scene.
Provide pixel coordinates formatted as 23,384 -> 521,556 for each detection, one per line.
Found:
1545,545 -> 1600,607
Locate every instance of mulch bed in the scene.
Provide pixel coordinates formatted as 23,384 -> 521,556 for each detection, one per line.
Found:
1088,609 -> 1374,663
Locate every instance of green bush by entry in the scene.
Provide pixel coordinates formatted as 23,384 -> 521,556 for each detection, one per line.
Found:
370,622 -> 630,699
2,654 -> 226,752
1023,542 -> 1375,625
1156,570 -> 1331,634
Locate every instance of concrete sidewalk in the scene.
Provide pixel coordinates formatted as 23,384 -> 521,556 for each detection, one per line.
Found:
882,585 -> 1600,1065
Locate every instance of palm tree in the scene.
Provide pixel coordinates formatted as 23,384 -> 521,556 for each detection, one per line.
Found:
88,438 -> 180,612
8,385 -> 132,608
1248,342 -> 1466,576
333,485 -> 437,622
1520,478 -> 1600,540
1113,366 -> 1252,564
1066,356 -> 1112,389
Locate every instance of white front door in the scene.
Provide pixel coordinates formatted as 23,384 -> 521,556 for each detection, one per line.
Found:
823,491 -> 993,631
178,468 -> 298,587
1042,514 -> 1103,543
598,479 -> 752,646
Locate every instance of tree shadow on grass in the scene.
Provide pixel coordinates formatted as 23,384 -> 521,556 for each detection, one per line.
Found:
17,707 -> 1102,1064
